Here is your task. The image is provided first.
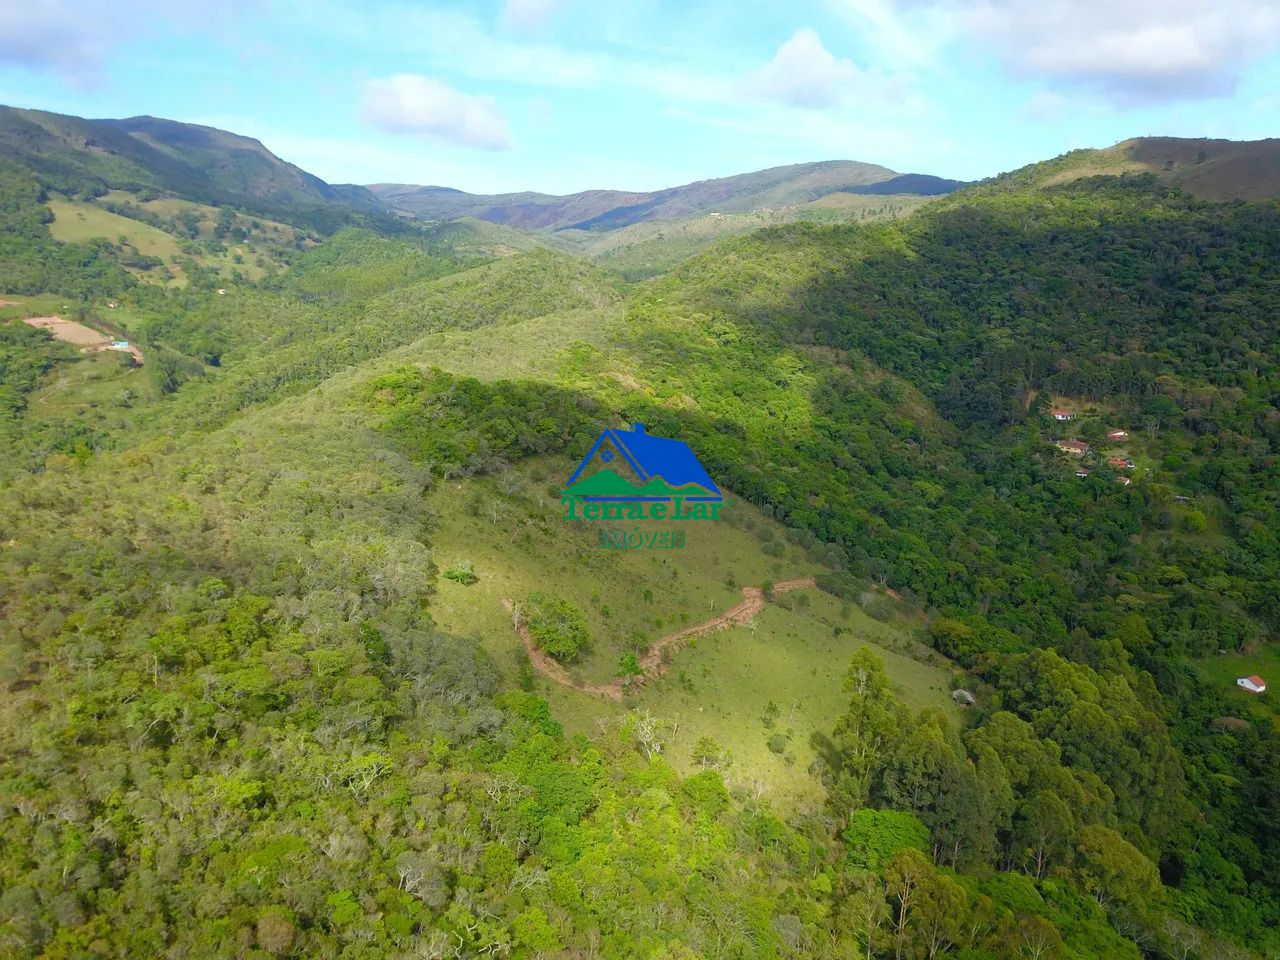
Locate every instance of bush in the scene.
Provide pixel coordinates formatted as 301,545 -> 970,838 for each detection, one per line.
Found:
443,560 -> 478,585
863,596 -> 896,623
766,733 -> 789,755
692,736 -> 729,769
525,592 -> 590,662
618,652 -> 642,677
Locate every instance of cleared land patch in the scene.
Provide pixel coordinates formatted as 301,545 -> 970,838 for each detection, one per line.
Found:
23,315 -> 143,364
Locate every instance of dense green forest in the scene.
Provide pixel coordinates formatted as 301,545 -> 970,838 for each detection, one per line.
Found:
0,132 -> 1277,960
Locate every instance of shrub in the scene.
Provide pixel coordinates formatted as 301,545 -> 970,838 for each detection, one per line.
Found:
618,651 -> 642,677
443,560 -> 478,585
692,736 -> 729,769
525,592 -> 590,662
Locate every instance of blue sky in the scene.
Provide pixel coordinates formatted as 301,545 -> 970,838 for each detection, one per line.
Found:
1,0 -> 1278,193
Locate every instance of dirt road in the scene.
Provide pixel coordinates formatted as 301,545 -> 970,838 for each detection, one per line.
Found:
503,577 -> 818,701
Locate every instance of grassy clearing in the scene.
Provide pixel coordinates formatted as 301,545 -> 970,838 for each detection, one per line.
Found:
426,457 -> 814,688
376,304 -> 626,383
47,193 -> 292,286
424,456 -> 956,812
1199,645 -> 1280,728
26,348 -> 151,414
632,590 -> 958,810
48,197 -> 185,280
0,294 -> 65,318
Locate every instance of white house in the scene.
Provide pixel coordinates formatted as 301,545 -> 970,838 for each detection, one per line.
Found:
1052,409 -> 1075,421
1237,675 -> 1267,694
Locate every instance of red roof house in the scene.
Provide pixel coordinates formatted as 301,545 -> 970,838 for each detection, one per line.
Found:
1238,676 -> 1267,694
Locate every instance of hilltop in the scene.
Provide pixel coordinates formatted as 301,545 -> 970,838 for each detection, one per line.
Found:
980,134 -> 1280,201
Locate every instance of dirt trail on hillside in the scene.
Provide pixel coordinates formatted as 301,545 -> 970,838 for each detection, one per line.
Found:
502,577 -> 818,701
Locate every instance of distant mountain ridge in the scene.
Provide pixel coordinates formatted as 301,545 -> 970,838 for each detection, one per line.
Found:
368,160 -> 966,232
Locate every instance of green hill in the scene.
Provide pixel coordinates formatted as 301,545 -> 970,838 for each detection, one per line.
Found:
0,105 -> 385,220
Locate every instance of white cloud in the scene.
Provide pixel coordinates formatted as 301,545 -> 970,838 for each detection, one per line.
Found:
955,0 -> 1280,101
0,0 -> 115,80
500,0 -> 564,32
297,4 -> 732,102
360,74 -> 513,150
0,0 -> 253,82
823,0 -> 955,68
746,28 -> 864,108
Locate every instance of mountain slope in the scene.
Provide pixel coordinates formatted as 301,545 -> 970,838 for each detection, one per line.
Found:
369,159 -> 962,230
0,105 -> 385,220
981,135 -> 1280,201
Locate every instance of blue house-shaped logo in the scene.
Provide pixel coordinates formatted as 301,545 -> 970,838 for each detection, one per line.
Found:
563,423 -> 722,504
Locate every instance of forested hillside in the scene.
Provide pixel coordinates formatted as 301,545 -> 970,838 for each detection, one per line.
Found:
1,128 -> 1278,960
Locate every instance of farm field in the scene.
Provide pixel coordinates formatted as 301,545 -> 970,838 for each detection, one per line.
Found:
24,347 -> 152,416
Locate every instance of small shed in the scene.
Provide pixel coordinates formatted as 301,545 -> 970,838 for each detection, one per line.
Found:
1107,429 -> 1129,441
1237,676 -> 1267,694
